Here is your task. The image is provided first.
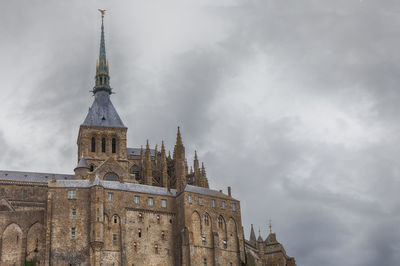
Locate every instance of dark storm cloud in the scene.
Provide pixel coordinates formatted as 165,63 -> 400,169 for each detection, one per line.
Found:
1,1 -> 399,265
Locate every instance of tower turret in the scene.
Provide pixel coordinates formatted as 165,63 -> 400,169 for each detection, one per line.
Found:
161,141 -> 169,188
174,127 -> 186,192
249,224 -> 257,247
144,140 -> 153,185
193,151 -> 201,186
77,10 -> 128,177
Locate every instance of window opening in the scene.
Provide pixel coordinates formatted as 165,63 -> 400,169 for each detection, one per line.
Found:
102,138 -> 106,152
91,137 -> 96,152
71,228 -> 76,239
148,197 -> 154,206
112,138 -> 117,153
68,190 -> 76,199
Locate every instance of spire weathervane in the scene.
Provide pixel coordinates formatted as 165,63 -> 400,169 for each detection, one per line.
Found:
98,9 -> 106,18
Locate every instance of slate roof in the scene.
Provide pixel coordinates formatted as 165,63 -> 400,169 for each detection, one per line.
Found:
82,91 -> 125,128
53,179 -> 177,196
75,157 -> 89,169
127,148 -> 156,157
0,170 -> 74,183
184,185 -> 233,200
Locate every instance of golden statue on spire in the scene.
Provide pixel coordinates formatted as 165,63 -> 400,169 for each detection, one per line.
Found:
98,9 -> 106,18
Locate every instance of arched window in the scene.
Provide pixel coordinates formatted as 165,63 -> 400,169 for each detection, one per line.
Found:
90,165 -> 94,172
91,137 -> 96,152
218,217 -> 224,229
102,137 -> 106,153
112,138 -> 117,153
104,172 -> 119,181
204,215 -> 209,226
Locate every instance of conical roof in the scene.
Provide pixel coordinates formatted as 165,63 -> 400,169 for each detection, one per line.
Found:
75,157 -> 89,169
82,91 -> 125,128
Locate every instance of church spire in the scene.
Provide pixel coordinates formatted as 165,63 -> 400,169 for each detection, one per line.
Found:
93,9 -> 111,95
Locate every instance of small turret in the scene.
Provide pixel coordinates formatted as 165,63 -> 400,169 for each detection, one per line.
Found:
154,144 -> 158,167
74,156 -> 89,179
161,141 -> 169,189
193,151 -> 201,186
257,229 -> 264,256
201,162 -> 209,188
144,140 -> 153,185
265,221 -> 278,246
249,224 -> 257,247
174,127 -> 186,192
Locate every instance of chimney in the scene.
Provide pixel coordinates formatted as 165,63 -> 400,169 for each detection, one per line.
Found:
228,186 -> 231,197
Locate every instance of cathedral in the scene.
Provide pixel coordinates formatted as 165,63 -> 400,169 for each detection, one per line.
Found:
0,13 -> 296,266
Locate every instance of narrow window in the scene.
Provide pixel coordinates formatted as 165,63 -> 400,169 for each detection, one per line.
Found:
112,138 -> 117,153
148,197 -> 154,206
90,165 -> 94,172
188,195 -> 192,203
108,192 -> 113,201
134,196 -> 140,204
101,138 -> 106,153
223,239 -> 227,248
212,199 -> 216,208
72,208 -> 77,219
154,244 -> 158,254
157,215 -> 160,224
68,190 -> 76,199
221,201 -> 226,209
161,199 -> 167,208
113,216 -> 118,224
204,215 -> 209,226
71,228 -> 76,239
133,242 -> 137,251
203,258 -> 207,266
202,236 -> 206,245
138,229 -> 142,238
198,197 -> 203,205
232,203 -> 237,211
161,231 -> 165,240
113,234 -> 117,245
218,217 -> 223,228
138,213 -> 143,222
91,137 -> 96,152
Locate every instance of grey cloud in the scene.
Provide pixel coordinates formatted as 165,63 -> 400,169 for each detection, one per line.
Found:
1,1 -> 400,265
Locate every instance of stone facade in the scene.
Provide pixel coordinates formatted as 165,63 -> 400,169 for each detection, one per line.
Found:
0,14 -> 295,266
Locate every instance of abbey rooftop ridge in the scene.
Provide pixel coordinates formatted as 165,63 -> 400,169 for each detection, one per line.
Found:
0,11 -> 296,266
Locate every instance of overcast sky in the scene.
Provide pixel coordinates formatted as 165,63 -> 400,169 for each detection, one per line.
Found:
1,0 -> 400,265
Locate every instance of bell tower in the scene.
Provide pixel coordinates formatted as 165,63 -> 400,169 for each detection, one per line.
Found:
76,11 -> 128,176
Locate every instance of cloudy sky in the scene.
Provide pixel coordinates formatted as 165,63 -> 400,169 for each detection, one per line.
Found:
1,0 -> 400,265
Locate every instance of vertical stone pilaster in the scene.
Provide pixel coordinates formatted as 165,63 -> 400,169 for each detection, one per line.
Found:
44,191 -> 53,265
213,232 -> 221,266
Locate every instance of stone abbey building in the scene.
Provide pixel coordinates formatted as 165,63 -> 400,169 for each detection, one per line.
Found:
0,13 -> 296,266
